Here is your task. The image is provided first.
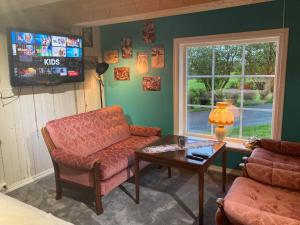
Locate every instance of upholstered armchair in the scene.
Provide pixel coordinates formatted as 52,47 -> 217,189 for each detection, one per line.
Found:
215,139 -> 300,225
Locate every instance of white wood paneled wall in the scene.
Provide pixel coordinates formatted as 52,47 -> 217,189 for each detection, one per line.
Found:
0,27 -> 101,190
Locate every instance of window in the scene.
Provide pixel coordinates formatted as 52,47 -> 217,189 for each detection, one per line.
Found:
174,29 -> 288,141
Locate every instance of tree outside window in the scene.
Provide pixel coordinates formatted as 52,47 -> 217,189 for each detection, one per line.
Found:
186,42 -> 276,139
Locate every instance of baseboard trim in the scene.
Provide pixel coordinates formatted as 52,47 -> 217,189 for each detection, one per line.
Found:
5,168 -> 54,193
208,165 -> 242,177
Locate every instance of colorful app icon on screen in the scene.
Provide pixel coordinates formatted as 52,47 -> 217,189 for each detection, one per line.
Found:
36,45 -> 52,56
53,67 -> 67,76
68,69 -> 80,76
16,32 -> 35,44
18,67 -> 36,77
67,48 -> 82,57
35,34 -> 51,46
67,38 -> 81,47
52,47 -> 66,57
52,36 -> 67,47
16,44 -> 35,56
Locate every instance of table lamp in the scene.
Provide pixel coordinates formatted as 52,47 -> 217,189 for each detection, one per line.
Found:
208,102 -> 234,142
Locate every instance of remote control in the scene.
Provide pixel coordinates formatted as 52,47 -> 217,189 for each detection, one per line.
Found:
192,153 -> 209,159
186,154 -> 204,161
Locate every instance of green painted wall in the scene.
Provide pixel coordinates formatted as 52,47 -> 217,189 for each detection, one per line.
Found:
100,0 -> 300,168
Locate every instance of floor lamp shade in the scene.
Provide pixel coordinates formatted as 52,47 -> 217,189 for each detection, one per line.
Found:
95,62 -> 109,108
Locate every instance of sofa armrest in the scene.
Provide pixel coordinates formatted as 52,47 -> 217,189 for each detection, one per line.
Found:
51,149 -> 97,171
259,139 -> 300,156
129,125 -> 161,137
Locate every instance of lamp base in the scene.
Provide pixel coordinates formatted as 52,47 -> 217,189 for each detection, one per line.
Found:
215,126 -> 227,142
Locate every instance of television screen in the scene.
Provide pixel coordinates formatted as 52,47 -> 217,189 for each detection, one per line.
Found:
7,28 -> 84,86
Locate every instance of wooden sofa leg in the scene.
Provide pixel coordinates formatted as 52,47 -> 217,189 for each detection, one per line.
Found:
53,161 -> 62,200
95,195 -> 103,215
216,198 -> 230,225
94,162 -> 103,215
55,181 -> 62,200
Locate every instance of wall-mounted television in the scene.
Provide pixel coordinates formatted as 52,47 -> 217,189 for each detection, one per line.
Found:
7,28 -> 84,86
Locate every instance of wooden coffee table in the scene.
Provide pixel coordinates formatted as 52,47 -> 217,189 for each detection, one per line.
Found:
134,135 -> 226,225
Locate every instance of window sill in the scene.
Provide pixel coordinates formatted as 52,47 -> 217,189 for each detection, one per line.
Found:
225,141 -> 252,154
187,134 -> 253,154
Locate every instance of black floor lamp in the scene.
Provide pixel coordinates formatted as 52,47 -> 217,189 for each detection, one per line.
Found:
95,62 -> 109,108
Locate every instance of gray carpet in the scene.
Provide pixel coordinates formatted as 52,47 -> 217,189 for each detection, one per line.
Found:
8,165 -> 237,225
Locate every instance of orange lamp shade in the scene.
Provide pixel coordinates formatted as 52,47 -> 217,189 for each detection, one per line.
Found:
208,102 -> 234,126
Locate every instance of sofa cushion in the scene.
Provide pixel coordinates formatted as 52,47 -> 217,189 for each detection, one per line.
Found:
91,135 -> 160,180
282,141 -> 300,156
249,148 -> 300,172
129,125 -> 161,137
220,177 -> 300,225
46,106 -> 131,157
260,139 -> 300,156
247,148 -> 300,191
246,162 -> 300,191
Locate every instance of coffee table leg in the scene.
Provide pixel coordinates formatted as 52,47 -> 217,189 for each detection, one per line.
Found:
168,167 -> 172,178
222,148 -> 227,192
198,171 -> 204,225
135,157 -> 140,204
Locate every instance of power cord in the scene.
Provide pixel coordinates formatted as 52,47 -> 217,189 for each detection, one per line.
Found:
0,88 -> 21,107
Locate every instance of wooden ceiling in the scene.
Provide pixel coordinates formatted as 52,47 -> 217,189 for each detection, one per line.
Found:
0,0 -> 64,15
0,0 -> 271,29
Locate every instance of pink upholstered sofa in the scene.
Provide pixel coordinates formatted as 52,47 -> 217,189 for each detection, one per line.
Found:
41,106 -> 161,214
215,139 -> 300,225
245,139 -> 300,191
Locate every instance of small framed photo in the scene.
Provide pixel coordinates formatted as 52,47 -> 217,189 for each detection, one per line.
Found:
114,67 -> 130,80
121,37 -> 133,58
152,46 -> 165,68
82,27 -> 93,47
104,50 -> 119,64
136,52 -> 149,74
143,21 -> 155,44
143,76 -> 161,91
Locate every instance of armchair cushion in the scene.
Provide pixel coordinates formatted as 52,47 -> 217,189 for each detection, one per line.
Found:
249,148 -> 300,172
246,162 -> 300,191
217,177 -> 300,225
129,125 -> 161,137
260,139 -> 300,156
247,147 -> 300,191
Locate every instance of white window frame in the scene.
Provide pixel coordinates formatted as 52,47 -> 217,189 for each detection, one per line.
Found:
173,29 -> 289,141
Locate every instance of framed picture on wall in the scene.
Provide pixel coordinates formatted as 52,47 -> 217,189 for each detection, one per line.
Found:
82,27 -> 93,47
114,67 -> 130,80
121,37 -> 133,58
152,46 -> 165,68
142,76 -> 161,91
104,50 -> 119,64
143,21 -> 155,44
136,52 -> 149,74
